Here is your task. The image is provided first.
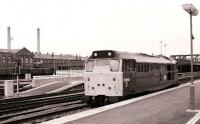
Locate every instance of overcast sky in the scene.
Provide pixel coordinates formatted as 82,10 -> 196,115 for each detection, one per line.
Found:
0,0 -> 200,56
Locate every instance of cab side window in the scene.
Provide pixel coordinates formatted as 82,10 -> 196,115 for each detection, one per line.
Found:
122,59 -> 135,72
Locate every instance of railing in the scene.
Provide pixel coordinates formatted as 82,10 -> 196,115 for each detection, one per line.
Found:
33,75 -> 63,79
32,70 -> 84,87
56,70 -> 84,76
178,71 -> 200,80
33,70 -> 84,79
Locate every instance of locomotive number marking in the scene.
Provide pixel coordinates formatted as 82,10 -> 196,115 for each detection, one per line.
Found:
124,78 -> 130,87
124,78 -> 130,82
125,81 -> 128,87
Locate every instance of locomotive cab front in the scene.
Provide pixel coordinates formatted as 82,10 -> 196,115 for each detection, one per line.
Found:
84,50 -> 137,107
84,58 -> 123,97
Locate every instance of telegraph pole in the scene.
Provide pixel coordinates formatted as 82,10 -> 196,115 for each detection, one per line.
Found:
164,44 -> 167,56
160,41 -> 162,55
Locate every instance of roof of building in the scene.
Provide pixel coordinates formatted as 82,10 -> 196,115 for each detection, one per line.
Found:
34,53 -> 86,60
0,47 -> 34,57
0,49 -> 21,54
0,47 -> 86,60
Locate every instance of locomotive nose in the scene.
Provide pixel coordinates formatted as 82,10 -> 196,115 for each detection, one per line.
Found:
85,72 -> 122,96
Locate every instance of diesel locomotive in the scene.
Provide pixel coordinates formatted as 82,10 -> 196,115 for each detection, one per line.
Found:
84,50 -> 178,107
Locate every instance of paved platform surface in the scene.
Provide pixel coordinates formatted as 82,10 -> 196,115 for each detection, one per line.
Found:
42,80 -> 200,124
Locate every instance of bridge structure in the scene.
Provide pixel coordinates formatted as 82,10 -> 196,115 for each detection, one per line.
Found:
171,54 -> 200,73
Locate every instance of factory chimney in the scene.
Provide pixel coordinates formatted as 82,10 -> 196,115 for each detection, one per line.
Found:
7,27 -> 11,51
37,28 -> 40,54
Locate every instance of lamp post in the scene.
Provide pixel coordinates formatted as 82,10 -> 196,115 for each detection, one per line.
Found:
182,4 -> 199,110
52,53 -> 56,75
16,59 -> 21,93
17,65 -> 20,93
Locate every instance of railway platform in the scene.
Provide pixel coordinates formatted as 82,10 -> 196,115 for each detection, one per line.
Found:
42,79 -> 200,124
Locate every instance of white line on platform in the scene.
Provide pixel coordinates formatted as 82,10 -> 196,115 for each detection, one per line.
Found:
186,80 -> 200,124
41,81 -> 199,124
187,110 -> 200,124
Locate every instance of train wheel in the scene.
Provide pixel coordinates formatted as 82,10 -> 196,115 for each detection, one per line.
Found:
104,97 -> 110,105
87,96 -> 96,108
87,96 -> 110,108
96,96 -> 106,107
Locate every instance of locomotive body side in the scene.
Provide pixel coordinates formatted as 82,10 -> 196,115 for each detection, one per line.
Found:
133,63 -> 177,93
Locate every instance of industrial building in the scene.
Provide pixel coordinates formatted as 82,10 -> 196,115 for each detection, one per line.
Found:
0,27 -> 85,79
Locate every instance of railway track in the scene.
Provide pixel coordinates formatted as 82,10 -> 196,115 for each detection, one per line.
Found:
0,101 -> 87,124
0,92 -> 84,114
0,91 -> 86,124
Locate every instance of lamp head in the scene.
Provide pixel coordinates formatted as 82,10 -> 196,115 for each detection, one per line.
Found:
182,4 -> 198,16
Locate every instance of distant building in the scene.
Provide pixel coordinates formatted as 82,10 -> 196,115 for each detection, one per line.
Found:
0,47 -> 34,76
34,52 -> 85,70
0,47 -> 85,79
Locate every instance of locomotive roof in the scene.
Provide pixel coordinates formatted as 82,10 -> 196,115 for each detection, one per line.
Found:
90,50 -> 176,64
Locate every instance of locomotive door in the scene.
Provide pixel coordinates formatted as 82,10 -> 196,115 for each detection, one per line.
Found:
130,60 -> 136,93
122,59 -> 136,95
